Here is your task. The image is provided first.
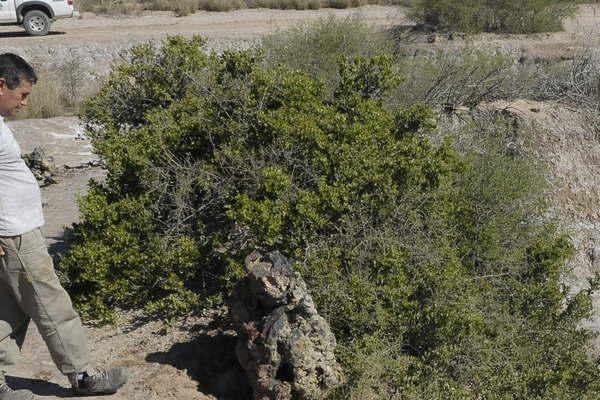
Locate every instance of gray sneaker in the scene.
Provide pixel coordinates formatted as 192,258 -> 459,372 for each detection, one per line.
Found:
0,383 -> 33,400
70,367 -> 128,395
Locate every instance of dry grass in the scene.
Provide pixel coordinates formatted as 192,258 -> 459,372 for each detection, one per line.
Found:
197,0 -> 244,11
13,50 -> 99,120
149,0 -> 201,15
17,77 -> 64,120
248,0 -> 320,9
77,0 -> 142,15
173,0 -> 198,15
77,0 -> 407,14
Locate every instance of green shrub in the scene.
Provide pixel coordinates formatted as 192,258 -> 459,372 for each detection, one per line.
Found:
307,115 -> 600,399
261,17 -> 534,108
410,0 -> 577,33
61,35 -> 600,397
60,187 -> 200,321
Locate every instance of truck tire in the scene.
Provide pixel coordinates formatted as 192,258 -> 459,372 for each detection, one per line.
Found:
23,10 -> 51,36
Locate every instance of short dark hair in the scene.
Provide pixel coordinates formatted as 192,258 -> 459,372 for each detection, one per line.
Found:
0,53 -> 37,89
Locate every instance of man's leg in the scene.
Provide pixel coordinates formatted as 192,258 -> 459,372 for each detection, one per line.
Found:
0,229 -> 91,375
0,278 -> 29,371
0,237 -> 36,400
0,229 -> 126,395
0,229 -> 127,400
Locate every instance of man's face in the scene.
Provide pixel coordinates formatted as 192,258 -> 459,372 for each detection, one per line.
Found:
0,78 -> 32,117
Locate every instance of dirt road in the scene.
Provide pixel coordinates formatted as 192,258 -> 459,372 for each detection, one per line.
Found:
0,6 -> 405,46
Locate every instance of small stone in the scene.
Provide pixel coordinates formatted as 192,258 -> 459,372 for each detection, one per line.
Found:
588,247 -> 600,267
22,147 -> 57,185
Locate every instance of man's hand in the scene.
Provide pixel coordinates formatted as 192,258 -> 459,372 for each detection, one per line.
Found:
0,245 -> 4,256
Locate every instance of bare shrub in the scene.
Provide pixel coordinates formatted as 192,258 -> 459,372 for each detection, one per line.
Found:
393,46 -> 533,108
149,0 -> 199,15
79,0 -> 142,15
146,0 -> 168,10
324,0 -> 351,8
80,0 -> 403,13
56,50 -> 87,109
532,40 -> 600,139
535,43 -> 600,106
306,0 -> 321,8
76,0 -> 100,12
248,0 -> 313,9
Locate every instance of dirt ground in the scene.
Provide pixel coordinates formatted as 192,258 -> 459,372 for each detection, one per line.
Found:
4,4 -> 600,399
0,5 -> 406,46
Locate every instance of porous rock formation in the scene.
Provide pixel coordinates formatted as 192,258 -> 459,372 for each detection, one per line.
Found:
228,250 -> 343,400
22,147 -> 57,186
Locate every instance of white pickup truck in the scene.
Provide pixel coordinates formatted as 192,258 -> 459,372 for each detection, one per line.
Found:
0,0 -> 78,36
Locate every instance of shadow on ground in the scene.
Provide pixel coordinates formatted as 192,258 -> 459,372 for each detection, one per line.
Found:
48,233 -> 72,270
0,31 -> 65,38
6,375 -> 74,398
47,222 -> 79,264
146,328 -> 251,400
48,234 -> 70,260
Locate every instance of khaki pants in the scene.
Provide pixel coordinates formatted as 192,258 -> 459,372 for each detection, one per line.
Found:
0,228 -> 91,376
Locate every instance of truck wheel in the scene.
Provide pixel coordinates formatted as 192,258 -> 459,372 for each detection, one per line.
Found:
23,10 -> 51,36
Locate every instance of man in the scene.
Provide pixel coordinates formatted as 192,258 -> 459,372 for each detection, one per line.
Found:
0,53 -> 127,400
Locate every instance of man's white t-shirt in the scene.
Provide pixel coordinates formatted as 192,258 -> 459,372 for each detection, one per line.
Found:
0,116 -> 44,236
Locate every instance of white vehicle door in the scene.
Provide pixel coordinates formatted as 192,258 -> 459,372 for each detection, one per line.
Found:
0,0 -> 16,23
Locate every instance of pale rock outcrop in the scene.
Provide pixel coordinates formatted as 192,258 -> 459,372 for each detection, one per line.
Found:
229,250 -> 343,400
